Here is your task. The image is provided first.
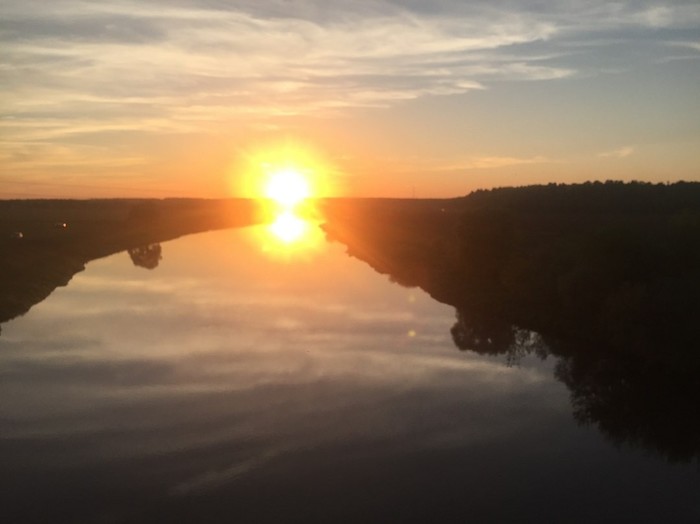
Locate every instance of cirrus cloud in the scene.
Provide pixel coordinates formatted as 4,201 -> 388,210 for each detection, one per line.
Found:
1,0 -> 698,190
598,146 -> 635,159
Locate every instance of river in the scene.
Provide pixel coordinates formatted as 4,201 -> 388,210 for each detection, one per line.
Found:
1,222 -> 698,523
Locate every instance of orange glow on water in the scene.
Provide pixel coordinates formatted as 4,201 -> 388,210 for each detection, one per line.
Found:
253,210 -> 324,259
269,211 -> 307,243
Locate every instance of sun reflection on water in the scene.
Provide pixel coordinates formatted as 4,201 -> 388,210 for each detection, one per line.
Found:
270,211 -> 307,244
252,201 -> 325,258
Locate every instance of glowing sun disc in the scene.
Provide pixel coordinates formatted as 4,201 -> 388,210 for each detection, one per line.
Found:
265,168 -> 310,208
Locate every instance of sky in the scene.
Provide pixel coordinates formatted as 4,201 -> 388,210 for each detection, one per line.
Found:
1,0 -> 699,198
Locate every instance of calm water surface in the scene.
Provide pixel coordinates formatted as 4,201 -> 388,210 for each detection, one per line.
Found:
1,225 -> 698,523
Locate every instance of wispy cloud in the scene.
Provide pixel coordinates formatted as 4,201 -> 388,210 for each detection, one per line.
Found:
598,146 -> 635,159
1,0 -> 698,184
465,155 -> 552,169
381,154 -> 554,175
425,156 -> 554,171
0,3 -> 563,125
666,40 -> 700,52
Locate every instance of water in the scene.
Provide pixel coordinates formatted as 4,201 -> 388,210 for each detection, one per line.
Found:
1,225 -> 698,523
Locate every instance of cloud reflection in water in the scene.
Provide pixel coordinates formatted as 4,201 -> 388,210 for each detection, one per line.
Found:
1,226 -> 697,523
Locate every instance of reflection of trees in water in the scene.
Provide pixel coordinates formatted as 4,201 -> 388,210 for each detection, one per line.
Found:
450,308 -> 548,366
128,243 -> 162,270
452,308 -> 700,463
324,182 -> 700,464
443,185 -> 700,463
555,351 -> 700,464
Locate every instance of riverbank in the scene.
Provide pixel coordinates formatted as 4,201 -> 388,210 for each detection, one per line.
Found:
0,198 -> 262,325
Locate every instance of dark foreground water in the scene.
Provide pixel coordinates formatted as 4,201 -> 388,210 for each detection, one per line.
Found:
1,225 -> 698,523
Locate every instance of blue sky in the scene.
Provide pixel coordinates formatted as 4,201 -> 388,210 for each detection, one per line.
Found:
1,0 -> 699,197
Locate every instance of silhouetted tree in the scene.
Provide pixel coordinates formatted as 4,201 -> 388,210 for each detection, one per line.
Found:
128,243 -> 162,270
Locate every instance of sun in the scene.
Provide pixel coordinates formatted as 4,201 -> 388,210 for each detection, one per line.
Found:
231,141 -> 340,204
264,168 -> 311,209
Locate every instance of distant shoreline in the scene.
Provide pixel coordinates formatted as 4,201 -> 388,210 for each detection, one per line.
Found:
2,181 -> 698,328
